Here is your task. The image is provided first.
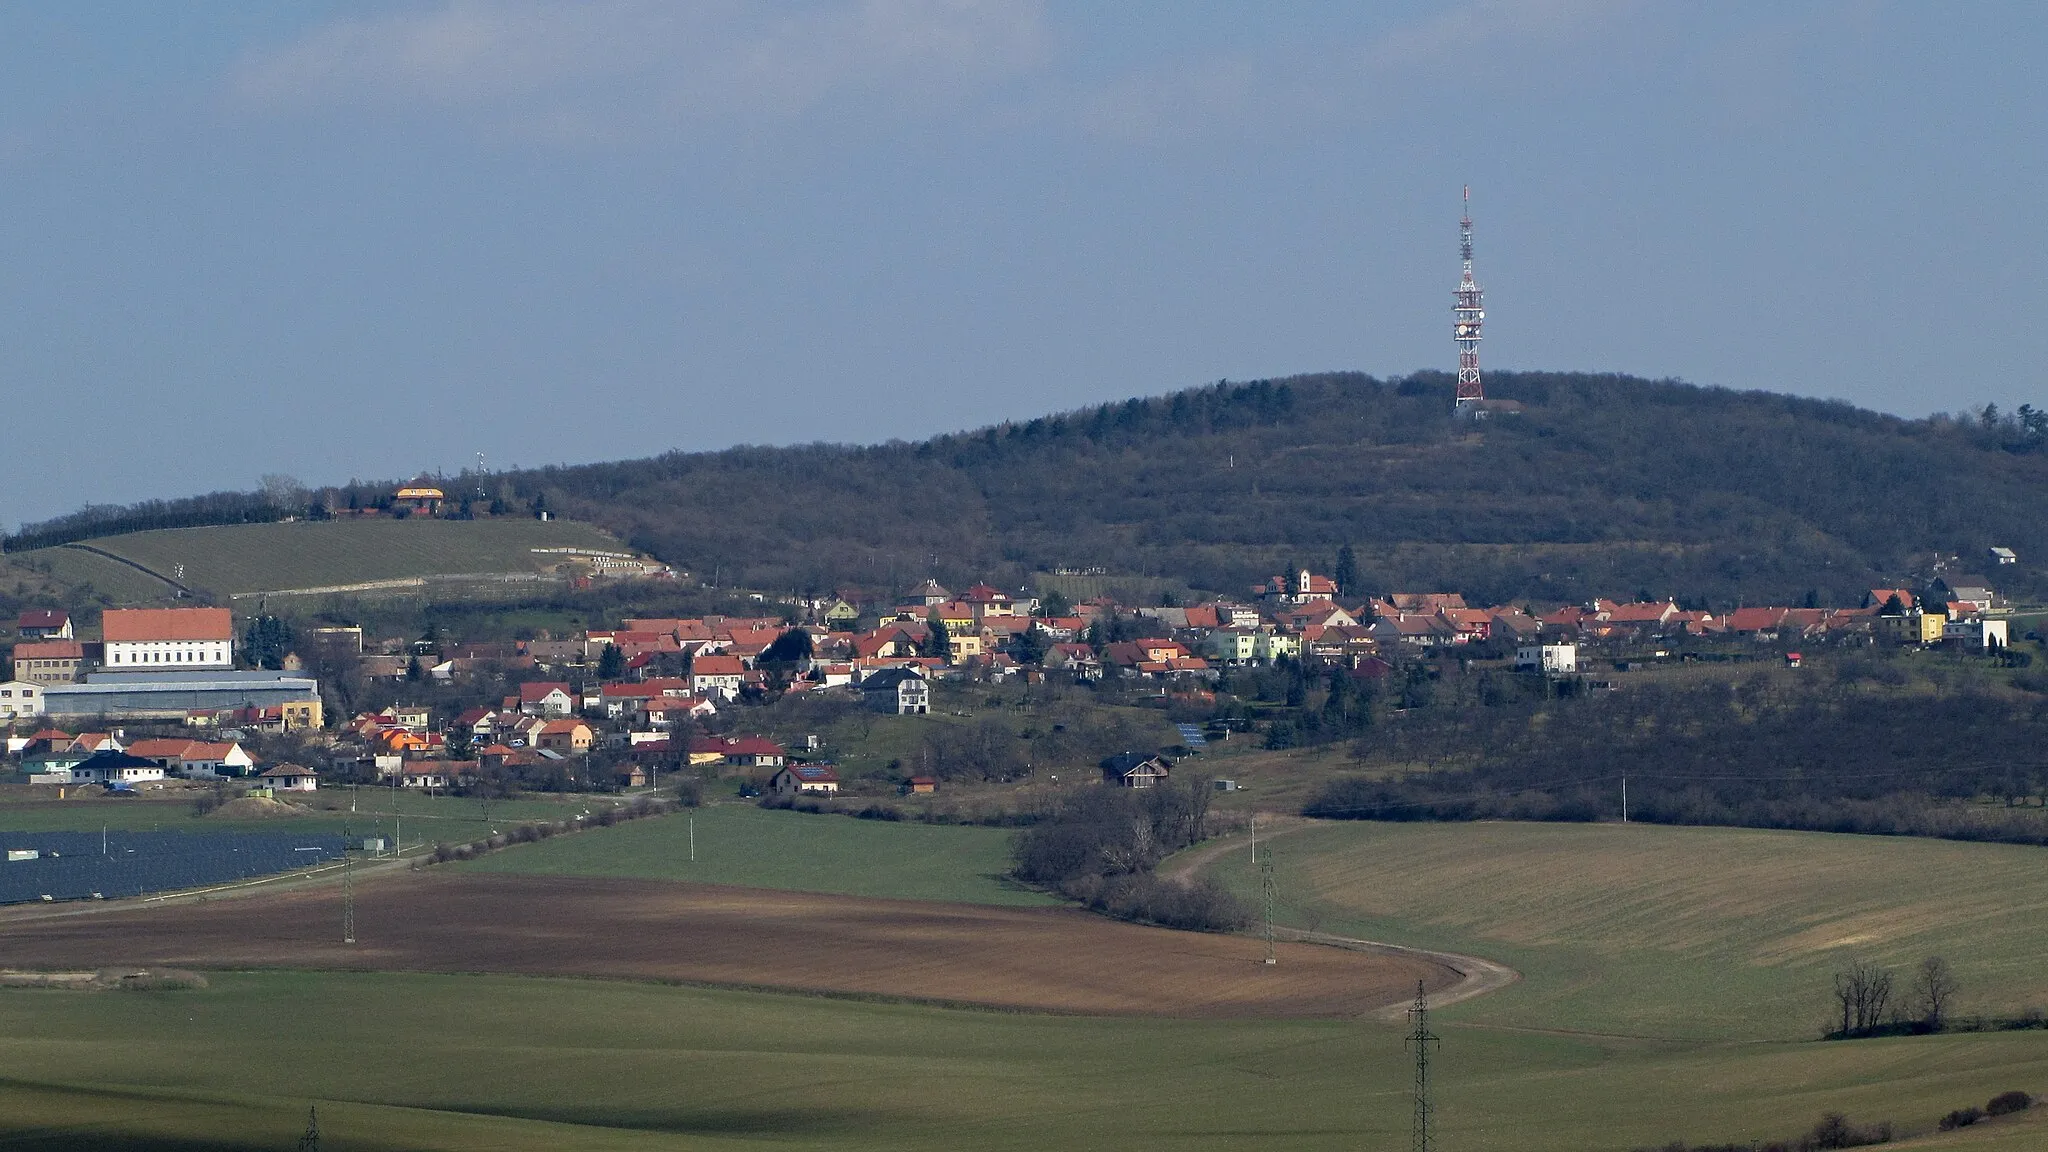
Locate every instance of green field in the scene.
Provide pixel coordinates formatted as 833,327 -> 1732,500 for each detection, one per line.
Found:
1196,820 -> 2048,1041
461,802 -> 1051,906
10,816 -> 2048,1149
1,969 -> 2044,1151
18,545 -> 181,605
0,789 -> 598,845
28,517 -> 629,598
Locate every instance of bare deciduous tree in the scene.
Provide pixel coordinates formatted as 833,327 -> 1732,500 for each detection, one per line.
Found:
1914,955 -> 1960,1030
1832,960 -> 1895,1037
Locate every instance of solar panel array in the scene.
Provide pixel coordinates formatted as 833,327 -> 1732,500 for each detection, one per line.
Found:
0,830 -> 345,905
1174,723 -> 1209,748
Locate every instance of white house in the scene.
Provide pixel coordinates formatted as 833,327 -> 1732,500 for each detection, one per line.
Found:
1943,617 -> 2009,649
258,763 -> 320,791
517,682 -> 576,717
1517,644 -> 1578,674
768,763 -> 840,795
0,681 -> 46,720
861,667 -> 930,714
69,752 -> 167,786
101,608 -> 234,669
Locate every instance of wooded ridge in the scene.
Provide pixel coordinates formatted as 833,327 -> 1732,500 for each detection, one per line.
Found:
16,372 -> 2048,607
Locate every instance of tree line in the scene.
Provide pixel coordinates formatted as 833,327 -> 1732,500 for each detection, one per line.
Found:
1301,670 -> 2048,848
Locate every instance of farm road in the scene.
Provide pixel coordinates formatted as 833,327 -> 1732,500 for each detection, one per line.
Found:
1164,814 -> 1521,1019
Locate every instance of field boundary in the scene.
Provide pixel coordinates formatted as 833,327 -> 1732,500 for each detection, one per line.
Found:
57,543 -> 190,594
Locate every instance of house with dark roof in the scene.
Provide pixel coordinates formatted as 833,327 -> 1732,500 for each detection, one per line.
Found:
1100,751 -> 1172,789
16,610 -> 72,640
861,666 -> 930,714
259,763 -> 319,791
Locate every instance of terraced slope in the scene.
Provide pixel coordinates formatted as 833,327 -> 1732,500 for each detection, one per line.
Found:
29,517 -> 628,597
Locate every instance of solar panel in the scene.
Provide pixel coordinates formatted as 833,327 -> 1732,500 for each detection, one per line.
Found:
0,830 -> 344,905
1174,723 -> 1208,748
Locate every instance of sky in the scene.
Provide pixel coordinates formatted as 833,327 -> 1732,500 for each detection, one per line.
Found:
3,1 -> 2044,528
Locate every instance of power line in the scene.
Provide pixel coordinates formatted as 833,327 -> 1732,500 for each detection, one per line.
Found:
1407,981 -> 1440,1152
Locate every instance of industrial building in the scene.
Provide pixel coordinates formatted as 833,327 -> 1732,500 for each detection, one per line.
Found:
43,669 -> 320,723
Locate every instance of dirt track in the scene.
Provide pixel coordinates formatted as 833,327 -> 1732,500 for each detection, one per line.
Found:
0,870 -> 1456,1018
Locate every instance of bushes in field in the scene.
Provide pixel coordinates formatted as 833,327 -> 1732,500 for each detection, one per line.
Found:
1647,1092 -> 2031,1151
1009,778 -> 1250,932
1636,1112 -> 1893,1152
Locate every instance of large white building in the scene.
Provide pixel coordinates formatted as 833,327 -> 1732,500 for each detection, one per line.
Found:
101,608 -> 234,670
1516,643 -> 1578,675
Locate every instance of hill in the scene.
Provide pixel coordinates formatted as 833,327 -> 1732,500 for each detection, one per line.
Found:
14,372 -> 2048,607
492,372 -> 2048,605
14,517 -> 631,602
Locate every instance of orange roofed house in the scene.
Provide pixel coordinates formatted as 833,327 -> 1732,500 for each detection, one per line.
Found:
102,608 -> 234,670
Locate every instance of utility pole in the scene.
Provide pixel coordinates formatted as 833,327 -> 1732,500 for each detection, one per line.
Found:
342,815 -> 355,945
1259,845 -> 1278,965
1622,776 -> 1629,824
689,812 -> 696,862
1408,981 -> 1441,1152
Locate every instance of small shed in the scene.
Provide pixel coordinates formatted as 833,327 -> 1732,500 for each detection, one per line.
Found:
905,776 -> 937,795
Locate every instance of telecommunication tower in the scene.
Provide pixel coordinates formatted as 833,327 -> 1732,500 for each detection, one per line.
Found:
1453,186 -> 1485,413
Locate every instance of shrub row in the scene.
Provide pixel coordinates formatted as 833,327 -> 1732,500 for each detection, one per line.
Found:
1940,1091 -> 2033,1131
1637,1112 -> 1893,1152
427,797 -> 677,864
1644,1093 -> 2032,1152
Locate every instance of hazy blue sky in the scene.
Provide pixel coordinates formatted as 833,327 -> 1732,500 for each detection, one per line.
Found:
3,2 -> 2043,527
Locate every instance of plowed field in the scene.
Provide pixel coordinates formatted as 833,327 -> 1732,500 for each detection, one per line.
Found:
0,871 -> 1454,1018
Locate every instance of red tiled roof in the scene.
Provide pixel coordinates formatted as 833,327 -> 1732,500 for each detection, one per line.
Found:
1724,607 -> 1790,632
519,681 -> 572,702
101,607 -> 232,643
692,654 -> 746,676
13,640 -> 84,660
17,610 -> 68,630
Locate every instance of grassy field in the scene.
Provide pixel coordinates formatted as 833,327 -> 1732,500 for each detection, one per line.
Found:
1195,820 -> 2048,1041
0,788 -> 596,845
460,802 -> 1052,906
17,545 -> 180,605
27,518 -> 629,598
1,969 -> 2044,1151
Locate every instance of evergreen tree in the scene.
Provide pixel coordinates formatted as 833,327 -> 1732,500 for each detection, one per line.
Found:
923,614 -> 952,661
1334,544 -> 1359,597
597,643 -> 626,680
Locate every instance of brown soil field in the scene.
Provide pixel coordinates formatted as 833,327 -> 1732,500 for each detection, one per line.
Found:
0,871 -> 1453,1018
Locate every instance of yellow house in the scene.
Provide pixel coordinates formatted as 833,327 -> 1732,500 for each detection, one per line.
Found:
1877,611 -> 1944,644
1252,632 -> 1300,661
280,699 -> 323,731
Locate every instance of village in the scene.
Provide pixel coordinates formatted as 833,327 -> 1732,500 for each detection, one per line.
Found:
0,550 -> 2023,802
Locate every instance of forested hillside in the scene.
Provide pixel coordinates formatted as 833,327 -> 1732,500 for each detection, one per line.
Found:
518,372 -> 2048,605
16,372 -> 2048,606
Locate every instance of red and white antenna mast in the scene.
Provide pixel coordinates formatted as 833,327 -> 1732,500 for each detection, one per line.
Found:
1453,185 -> 1485,412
